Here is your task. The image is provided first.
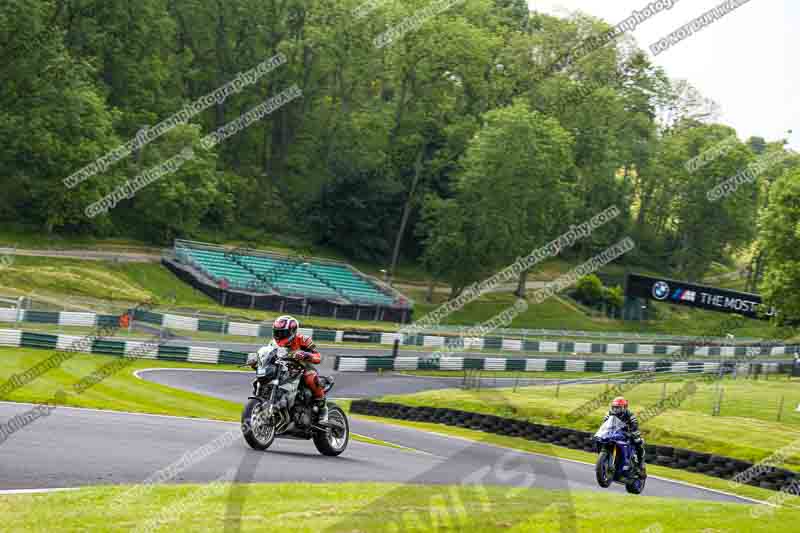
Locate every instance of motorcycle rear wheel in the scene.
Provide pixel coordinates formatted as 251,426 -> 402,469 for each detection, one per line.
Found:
313,405 -> 349,456
595,450 -> 613,488
242,398 -> 276,451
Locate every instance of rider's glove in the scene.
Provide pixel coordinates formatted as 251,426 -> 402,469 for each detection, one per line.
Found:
294,351 -> 310,362
246,353 -> 258,368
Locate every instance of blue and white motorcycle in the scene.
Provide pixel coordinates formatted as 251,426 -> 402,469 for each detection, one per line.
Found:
593,415 -> 647,494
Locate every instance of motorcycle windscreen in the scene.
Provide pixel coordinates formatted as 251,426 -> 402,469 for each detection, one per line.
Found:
594,415 -> 625,439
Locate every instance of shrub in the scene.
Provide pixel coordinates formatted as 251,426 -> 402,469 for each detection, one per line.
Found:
574,274 -> 604,306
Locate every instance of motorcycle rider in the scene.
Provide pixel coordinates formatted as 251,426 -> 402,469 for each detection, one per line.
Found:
263,315 -> 328,425
604,396 -> 646,474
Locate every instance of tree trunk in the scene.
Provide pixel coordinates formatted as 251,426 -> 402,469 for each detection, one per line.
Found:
388,146 -> 425,285
214,1 -> 228,131
752,250 -> 765,292
426,280 -> 435,303
515,270 -> 527,298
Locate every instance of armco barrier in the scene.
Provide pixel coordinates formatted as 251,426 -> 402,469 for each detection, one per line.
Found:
3,306 -> 798,358
0,328 -> 248,366
350,400 -> 800,493
0,324 -> 788,377
334,355 -> 786,374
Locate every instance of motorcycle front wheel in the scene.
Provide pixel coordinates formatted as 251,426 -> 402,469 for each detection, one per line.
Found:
242,398 -> 276,451
313,404 -> 350,456
626,470 -> 647,494
595,449 -> 613,488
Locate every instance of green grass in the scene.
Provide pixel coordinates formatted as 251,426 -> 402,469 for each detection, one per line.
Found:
351,413 -> 783,503
380,376 -> 800,470
0,347 -> 243,420
0,224 -> 159,252
0,347 -> 393,449
1,481 -> 796,532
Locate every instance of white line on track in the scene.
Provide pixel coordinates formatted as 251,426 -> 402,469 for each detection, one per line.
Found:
134,368 -> 251,377
0,488 -> 79,495
0,400 -> 238,425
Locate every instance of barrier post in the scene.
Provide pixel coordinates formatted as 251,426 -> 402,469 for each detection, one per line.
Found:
392,338 -> 399,358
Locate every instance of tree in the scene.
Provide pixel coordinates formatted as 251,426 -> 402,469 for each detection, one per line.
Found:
633,125 -> 759,280
757,167 -> 800,322
455,101 -> 574,296
418,195 -> 494,298
309,164 -> 403,263
116,125 -> 221,244
0,0 -> 122,235
574,275 -> 604,306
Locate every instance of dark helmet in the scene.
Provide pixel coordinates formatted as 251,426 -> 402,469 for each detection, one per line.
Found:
272,315 -> 299,347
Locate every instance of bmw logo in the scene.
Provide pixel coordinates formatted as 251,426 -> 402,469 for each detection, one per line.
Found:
652,281 -> 670,300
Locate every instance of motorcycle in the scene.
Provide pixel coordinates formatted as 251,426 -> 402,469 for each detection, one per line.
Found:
240,341 -> 349,456
593,415 -> 646,494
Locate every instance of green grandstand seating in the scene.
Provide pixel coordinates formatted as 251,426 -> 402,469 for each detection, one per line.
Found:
182,247 -> 395,306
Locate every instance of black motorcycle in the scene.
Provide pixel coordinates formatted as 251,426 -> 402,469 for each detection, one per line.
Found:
241,341 -> 349,456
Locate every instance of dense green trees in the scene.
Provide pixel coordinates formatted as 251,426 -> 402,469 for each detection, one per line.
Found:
757,166 -> 800,322
439,101 -> 574,296
1,0 -> 797,319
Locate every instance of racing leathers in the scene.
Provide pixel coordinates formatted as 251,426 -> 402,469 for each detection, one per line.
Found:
286,334 -> 328,424
604,408 -> 646,471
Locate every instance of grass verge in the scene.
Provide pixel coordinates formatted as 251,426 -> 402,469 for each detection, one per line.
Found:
379,376 -> 800,470
1,481 -> 796,532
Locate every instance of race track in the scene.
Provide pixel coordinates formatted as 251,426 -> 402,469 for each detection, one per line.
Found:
0,366 -> 756,505
138,368 -> 605,399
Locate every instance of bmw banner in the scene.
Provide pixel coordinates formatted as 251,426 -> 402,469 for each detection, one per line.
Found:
625,273 -> 777,320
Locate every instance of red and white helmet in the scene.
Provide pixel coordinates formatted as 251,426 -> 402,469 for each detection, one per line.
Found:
272,315 -> 299,347
611,397 -> 628,415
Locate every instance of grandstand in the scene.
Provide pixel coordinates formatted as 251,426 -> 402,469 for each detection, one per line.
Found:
163,240 -> 412,322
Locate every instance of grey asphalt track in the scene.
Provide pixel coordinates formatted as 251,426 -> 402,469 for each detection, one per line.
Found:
138,368 -> 609,399
0,401 -> 750,504
0,359 -> 758,505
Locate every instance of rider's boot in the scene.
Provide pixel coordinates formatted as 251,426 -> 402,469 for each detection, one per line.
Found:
316,398 -> 329,425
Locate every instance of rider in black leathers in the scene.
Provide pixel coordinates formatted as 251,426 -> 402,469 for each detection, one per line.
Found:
604,396 -> 646,473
